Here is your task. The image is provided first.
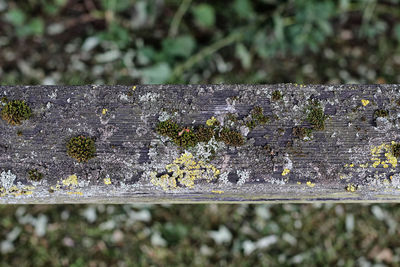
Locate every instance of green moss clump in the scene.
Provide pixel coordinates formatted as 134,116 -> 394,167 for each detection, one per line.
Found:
374,109 -> 389,119
306,100 -> 327,130
392,143 -> 400,158
271,90 -> 282,101
217,128 -> 245,146
292,127 -> 312,139
1,100 -> 32,125
156,118 -> 246,148
27,169 -> 43,182
156,119 -> 180,137
173,128 -> 198,148
66,135 -> 96,162
195,125 -> 214,143
246,106 -> 269,130
156,120 -> 198,148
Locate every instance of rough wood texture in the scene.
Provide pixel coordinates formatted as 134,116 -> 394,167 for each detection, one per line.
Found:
1,84 -> 400,203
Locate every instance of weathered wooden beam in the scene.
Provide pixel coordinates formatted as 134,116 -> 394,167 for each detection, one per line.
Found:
1,84 -> 400,203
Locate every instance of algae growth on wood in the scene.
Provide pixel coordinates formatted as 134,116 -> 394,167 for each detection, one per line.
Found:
1,84 -> 400,203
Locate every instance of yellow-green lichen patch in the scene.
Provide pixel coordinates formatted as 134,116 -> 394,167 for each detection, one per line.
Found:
62,174 -> 78,187
370,143 -> 397,169
211,190 -> 224,194
346,184 -> 357,192
206,116 -> 218,127
67,191 -> 83,196
51,174 -> 81,193
0,185 -> 35,197
306,181 -> 315,188
104,177 -> 112,185
150,152 -> 220,191
281,169 -> 290,176
102,108 -> 108,115
361,99 -> 369,106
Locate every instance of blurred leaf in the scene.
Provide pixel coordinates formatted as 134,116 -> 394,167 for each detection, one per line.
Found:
97,22 -> 132,49
233,0 -> 254,19
136,46 -> 157,65
101,0 -> 132,12
192,4 -> 215,28
141,63 -> 172,84
235,43 -> 251,69
5,9 -> 26,26
44,0 -> 67,15
162,35 -> 196,59
160,222 -> 188,246
394,24 -> 400,41
28,18 -> 45,35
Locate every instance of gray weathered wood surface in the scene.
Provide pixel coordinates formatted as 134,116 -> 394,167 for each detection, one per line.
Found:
1,84 -> 400,203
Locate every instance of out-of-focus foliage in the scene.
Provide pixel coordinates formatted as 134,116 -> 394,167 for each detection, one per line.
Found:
1,204 -> 400,266
1,0 -> 400,85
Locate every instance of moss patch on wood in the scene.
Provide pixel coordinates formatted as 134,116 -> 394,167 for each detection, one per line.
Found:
156,118 -> 245,148
306,100 -> 327,130
246,106 -> 269,130
292,126 -> 313,140
392,143 -> 400,158
1,100 -> 32,125
66,135 -> 96,163
217,127 -> 245,146
27,169 -> 43,182
271,90 -> 282,101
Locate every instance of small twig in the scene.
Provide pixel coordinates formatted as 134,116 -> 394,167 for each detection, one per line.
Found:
168,0 -> 192,37
172,31 -> 244,79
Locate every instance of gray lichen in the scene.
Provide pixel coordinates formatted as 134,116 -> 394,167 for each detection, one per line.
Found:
0,170 -> 17,190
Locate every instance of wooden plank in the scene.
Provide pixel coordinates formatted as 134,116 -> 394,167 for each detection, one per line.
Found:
0,84 -> 400,203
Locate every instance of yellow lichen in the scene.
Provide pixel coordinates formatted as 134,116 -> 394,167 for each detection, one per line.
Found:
62,174 -> 78,187
212,190 -> 224,194
67,191 -> 83,196
132,85 -> 137,91
346,184 -> 356,192
281,168 -> 290,176
150,152 -> 220,191
369,143 -> 397,169
306,181 -> 315,187
102,108 -> 108,115
361,99 -> 370,106
359,163 -> 369,168
104,177 -> 111,185
0,185 -> 36,197
206,116 -> 217,126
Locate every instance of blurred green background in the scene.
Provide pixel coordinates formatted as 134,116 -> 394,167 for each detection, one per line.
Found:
1,0 -> 400,266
